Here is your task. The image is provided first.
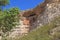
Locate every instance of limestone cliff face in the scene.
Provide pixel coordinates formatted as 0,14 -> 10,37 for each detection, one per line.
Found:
37,0 -> 60,25
9,0 -> 60,38
21,0 -> 60,31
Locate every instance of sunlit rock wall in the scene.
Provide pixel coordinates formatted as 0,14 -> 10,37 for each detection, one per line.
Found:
8,0 -> 60,38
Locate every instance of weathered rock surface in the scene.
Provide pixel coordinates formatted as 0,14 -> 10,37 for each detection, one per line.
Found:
8,0 -> 60,38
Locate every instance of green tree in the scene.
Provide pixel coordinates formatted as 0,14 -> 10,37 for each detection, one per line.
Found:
0,8 -> 20,40
0,0 -> 9,10
0,0 -> 20,33
0,8 -> 19,33
0,0 -> 9,6
0,0 -> 20,40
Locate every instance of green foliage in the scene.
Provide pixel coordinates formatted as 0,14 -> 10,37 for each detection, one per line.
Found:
0,8 -> 19,33
0,0 -> 9,6
0,0 -> 9,10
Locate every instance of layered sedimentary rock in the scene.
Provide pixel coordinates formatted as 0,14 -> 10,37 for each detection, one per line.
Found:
9,0 -> 60,38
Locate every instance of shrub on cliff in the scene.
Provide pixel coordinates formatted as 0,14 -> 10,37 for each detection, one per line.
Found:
0,8 -> 19,33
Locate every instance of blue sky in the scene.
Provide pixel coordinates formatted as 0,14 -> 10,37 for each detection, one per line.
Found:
4,0 -> 44,10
